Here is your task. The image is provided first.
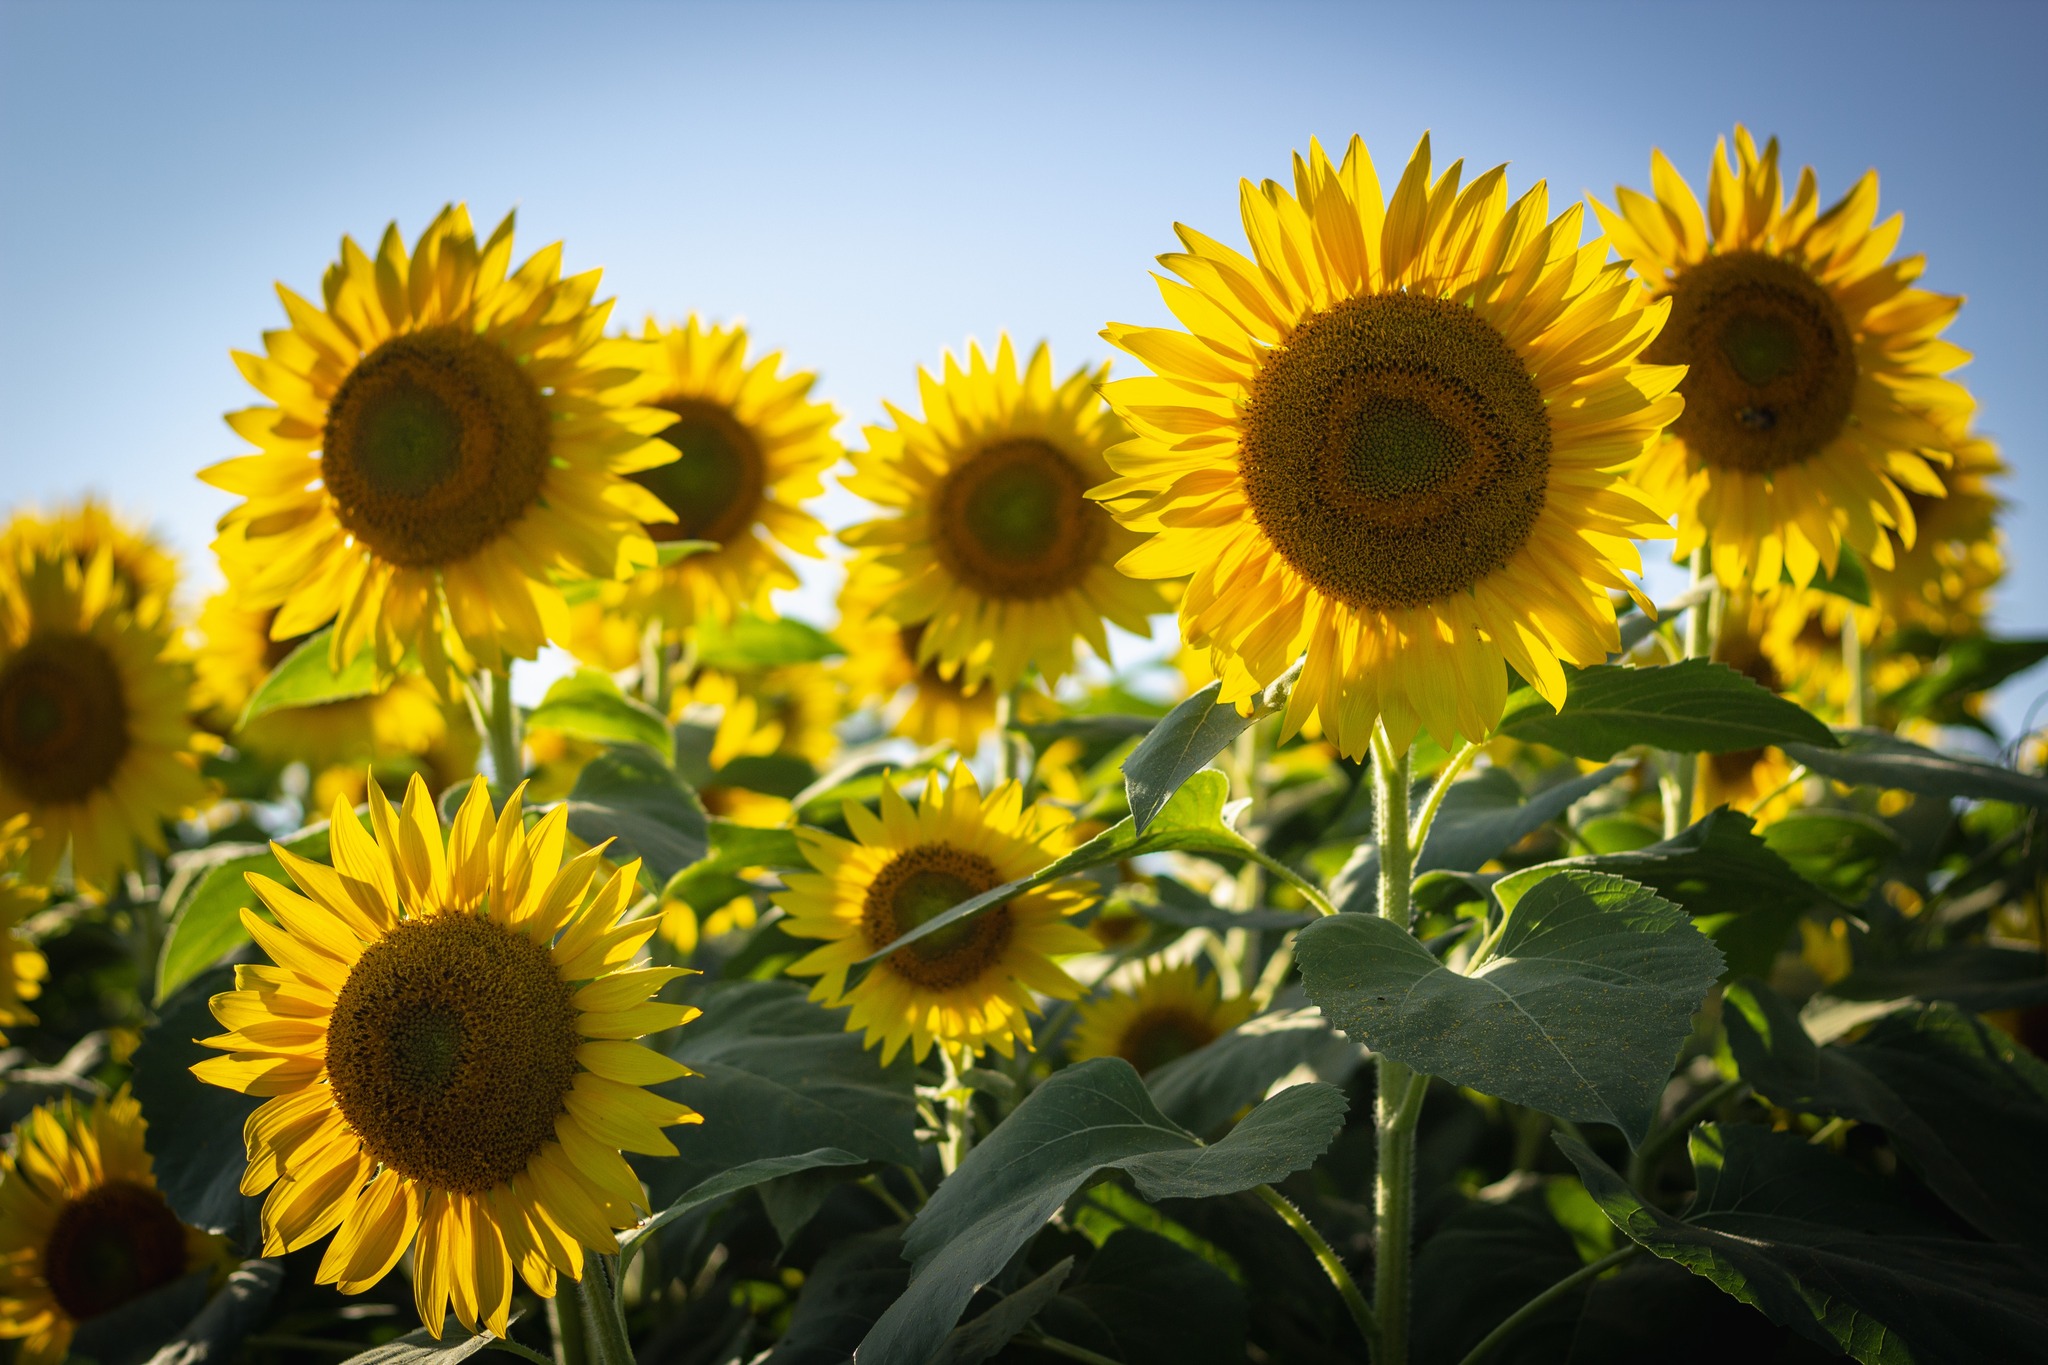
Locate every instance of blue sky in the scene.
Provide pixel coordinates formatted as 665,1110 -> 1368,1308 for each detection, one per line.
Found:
3,0 -> 2044,714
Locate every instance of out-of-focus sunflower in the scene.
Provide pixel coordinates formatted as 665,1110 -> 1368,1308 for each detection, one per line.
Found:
842,338 -> 1169,695
1068,958 -> 1250,1075
568,319 -> 838,662
0,818 -> 48,1044
1096,134 -> 1680,757
202,205 -> 676,684
776,761 -> 1096,1064
193,776 -> 698,1338
0,500 -> 178,627
1595,128 -> 1972,592
1700,592 -> 1815,821
0,1091 -> 223,1365
192,592 -> 451,773
1865,432 -> 2005,635
0,547 -> 209,895
835,574 -> 1001,750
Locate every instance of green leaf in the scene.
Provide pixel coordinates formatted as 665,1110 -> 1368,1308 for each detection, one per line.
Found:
1122,681 -> 1255,833
1760,808 -> 1900,902
1830,943 -> 2048,1011
695,613 -> 842,670
1144,1007 -> 1363,1136
935,1258 -> 1073,1365
648,981 -> 918,1209
237,626 -> 380,725
524,669 -> 672,756
1784,728 -> 2048,807
562,745 -> 708,883
1541,809 -> 1821,978
1413,1188 -> 1591,1365
130,966 -> 263,1251
856,1061 -> 1346,1365
764,1229 -> 908,1364
155,822 -> 331,1005
656,538 -> 720,566
1036,1229 -> 1249,1365
130,1259 -> 284,1365
1724,982 -> 2048,1250
621,1147 -> 869,1270
1297,869 -> 1724,1143
660,820 -> 806,914
1883,634 -> 2048,726
1499,660 -> 1837,760
1560,1124 -> 2048,1364
855,770 -> 1254,968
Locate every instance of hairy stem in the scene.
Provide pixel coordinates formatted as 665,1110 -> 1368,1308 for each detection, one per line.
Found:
1256,1183 -> 1377,1351
584,1255 -> 635,1365
485,668 -> 522,795
1409,740 -> 1480,857
1369,724 -> 1424,1363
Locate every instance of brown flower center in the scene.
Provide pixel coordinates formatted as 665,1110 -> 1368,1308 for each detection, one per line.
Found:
325,914 -> 579,1193
634,398 -> 766,545
321,327 -> 551,568
1647,250 -> 1857,475
861,843 -> 1013,990
1117,1006 -> 1221,1075
932,439 -> 1105,600
42,1180 -> 188,1322
0,631 -> 130,804
1240,292 -> 1551,611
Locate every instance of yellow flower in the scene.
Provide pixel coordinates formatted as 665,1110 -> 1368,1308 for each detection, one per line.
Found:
682,663 -> 841,772
842,338 -> 1170,694
0,499 -> 178,627
835,572 -> 1002,750
1068,958 -> 1251,1075
202,205 -> 676,683
0,545 -> 209,896
1096,134 -> 1680,757
0,1090 -> 223,1365
192,775 -> 699,1338
1865,432 -> 2005,635
0,818 -> 48,1045
776,762 -> 1096,1064
191,592 -> 451,772
1595,127 -> 1973,592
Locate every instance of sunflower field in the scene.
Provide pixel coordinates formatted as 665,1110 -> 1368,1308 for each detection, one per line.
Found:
2,125 -> 2047,1365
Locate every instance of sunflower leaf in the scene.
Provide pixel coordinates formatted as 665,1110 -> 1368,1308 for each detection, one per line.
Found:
1499,660 -> 1837,760
1124,663 -> 1300,833
854,1060 -> 1346,1365
852,770 -> 1251,969
130,966 -> 264,1252
660,820 -> 806,913
237,625 -> 382,726
1297,869 -> 1723,1144
1783,727 -> 2048,807
154,821 -> 332,1004
524,668 -> 672,757
561,745 -> 709,884
695,613 -> 843,670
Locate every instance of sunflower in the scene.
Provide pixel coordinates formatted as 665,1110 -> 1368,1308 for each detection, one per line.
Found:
776,761 -> 1097,1064
0,1090 -> 223,1365
1698,592 -> 1816,822
835,573 -> 1002,750
0,547 -> 209,896
1865,432 -> 2005,635
1595,127 -> 1973,592
841,338 -> 1170,695
1095,135 -> 1681,757
0,817 -> 48,1044
1068,958 -> 1251,1075
192,775 -> 699,1338
202,205 -> 677,685
191,592 -> 451,773
0,500 -> 178,627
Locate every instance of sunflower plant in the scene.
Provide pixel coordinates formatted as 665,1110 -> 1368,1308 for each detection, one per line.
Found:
2,141 -> 2045,1365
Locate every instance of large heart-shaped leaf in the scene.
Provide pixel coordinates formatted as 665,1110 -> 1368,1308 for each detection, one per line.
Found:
562,745 -> 708,883
237,626 -> 381,725
1561,1125 -> 2048,1364
1297,869 -> 1724,1143
155,821 -> 332,1004
1499,661 -> 1837,760
855,1060 -> 1346,1365
1784,728 -> 2048,808
1724,982 -> 2048,1250
525,668 -> 672,757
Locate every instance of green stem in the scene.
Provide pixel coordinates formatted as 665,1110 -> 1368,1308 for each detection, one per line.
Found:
485,668 -> 522,795
1368,723 -> 1424,1364
936,1047 -> 974,1176
488,1340 -> 555,1365
1843,612 -> 1866,728
548,1274 -> 588,1365
1628,1076 -> 1747,1194
1244,846 -> 1338,918
1667,548 -> 1712,837
1371,726 -> 1413,929
1409,740 -> 1481,857
993,689 -> 1017,787
860,1173 -> 913,1222
1022,1330 -> 1127,1365
1256,1184 -> 1378,1350
584,1256 -> 635,1365
1455,1244 -> 1643,1365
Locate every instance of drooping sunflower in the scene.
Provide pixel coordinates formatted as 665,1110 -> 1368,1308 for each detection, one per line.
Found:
202,205 -> 677,684
841,338 -> 1170,695
564,318 -> 839,664
0,547 -> 209,895
1068,958 -> 1250,1075
776,761 -> 1097,1063
0,500 -> 178,627
1095,135 -> 1681,757
0,817 -> 48,1044
191,592 -> 450,773
1595,127 -> 1972,592
192,775 -> 698,1337
0,1090 -> 222,1365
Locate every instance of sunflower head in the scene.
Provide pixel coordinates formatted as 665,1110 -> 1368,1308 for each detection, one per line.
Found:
1096,134 -> 1681,756
202,205 -> 679,684
1866,432 -> 2005,635
841,337 -> 1171,695
834,571 -> 1003,751
1594,126 -> 1973,591
0,500 -> 178,628
0,1090 -> 222,1365
0,816 -> 47,1045
0,544 -> 209,896
192,774 -> 699,1338
1068,957 -> 1251,1075
775,761 -> 1097,1064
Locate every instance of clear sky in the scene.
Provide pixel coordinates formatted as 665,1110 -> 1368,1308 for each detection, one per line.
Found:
3,0 -> 2044,713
